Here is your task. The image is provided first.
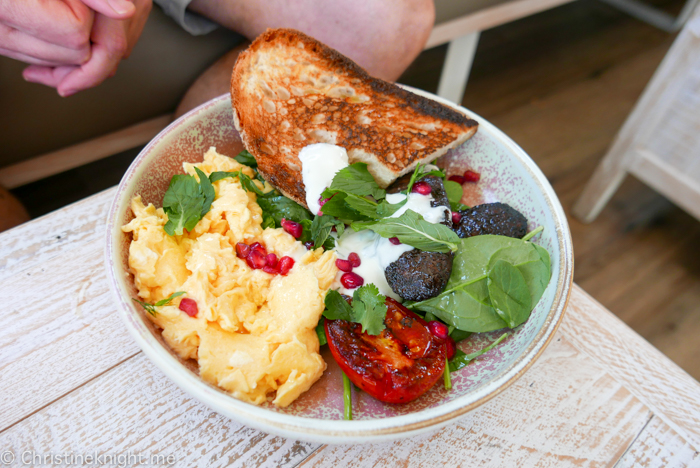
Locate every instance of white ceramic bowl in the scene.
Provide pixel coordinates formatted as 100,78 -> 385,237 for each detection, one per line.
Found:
105,88 -> 573,444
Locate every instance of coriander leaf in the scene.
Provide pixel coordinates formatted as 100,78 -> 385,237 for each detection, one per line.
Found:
324,163 -> 385,200
163,174 -> 205,236
351,284 -> 387,335
449,332 -> 509,372
323,290 -> 353,321
352,209 -> 460,253
487,260 -> 531,328
444,180 -> 464,211
234,149 -> 257,168
194,167 -> 215,217
316,320 -> 328,346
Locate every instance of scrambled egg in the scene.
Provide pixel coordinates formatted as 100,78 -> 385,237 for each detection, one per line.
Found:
122,148 -> 338,407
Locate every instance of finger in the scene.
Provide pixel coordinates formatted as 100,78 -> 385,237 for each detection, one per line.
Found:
0,23 -> 90,65
80,0 -> 136,19
0,0 -> 94,49
22,65 -> 75,88
122,0 -> 150,58
56,14 -> 127,96
0,46 -> 64,66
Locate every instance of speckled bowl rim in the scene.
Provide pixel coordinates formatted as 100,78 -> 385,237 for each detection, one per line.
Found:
105,88 -> 573,444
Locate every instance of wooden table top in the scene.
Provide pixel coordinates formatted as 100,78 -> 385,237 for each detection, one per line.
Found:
1,187 -> 699,467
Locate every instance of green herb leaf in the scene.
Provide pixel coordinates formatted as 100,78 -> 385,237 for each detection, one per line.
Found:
409,235 -> 551,332
310,214 -> 342,249
194,167 -> 215,217
375,198 -> 408,218
449,332 -> 509,372
257,195 -> 313,227
133,291 -> 186,317
324,163 -> 385,200
449,328 -> 472,343
343,193 -> 380,218
351,284 -> 387,335
323,290 -> 353,321
343,372 -> 353,420
316,320 -> 328,346
234,149 -> 257,168
405,163 -> 446,194
444,180 -> 465,211
352,209 -> 460,253
320,193 -> 371,221
163,174 -> 206,236
487,260 -> 531,328
209,171 -> 240,183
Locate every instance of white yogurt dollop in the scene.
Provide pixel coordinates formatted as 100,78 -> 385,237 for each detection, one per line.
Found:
333,230 -> 412,300
298,143 -> 349,215
385,192 -> 450,224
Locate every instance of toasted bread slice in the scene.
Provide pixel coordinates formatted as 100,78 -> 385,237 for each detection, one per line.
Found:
231,28 -> 478,208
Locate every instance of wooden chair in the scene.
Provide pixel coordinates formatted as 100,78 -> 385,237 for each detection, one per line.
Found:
573,3 -> 700,222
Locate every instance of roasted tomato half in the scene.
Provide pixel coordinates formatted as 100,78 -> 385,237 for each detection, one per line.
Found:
325,297 -> 446,404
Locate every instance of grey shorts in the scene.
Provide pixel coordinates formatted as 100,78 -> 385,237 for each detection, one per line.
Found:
153,0 -> 218,35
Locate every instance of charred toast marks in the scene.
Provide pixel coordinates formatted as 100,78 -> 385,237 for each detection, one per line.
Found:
231,28 -> 478,208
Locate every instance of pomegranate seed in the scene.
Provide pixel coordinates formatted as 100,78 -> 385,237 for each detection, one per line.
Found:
179,298 -> 198,317
266,253 -> 278,267
279,256 -> 295,275
348,252 -> 361,268
304,241 -> 314,250
246,249 -> 267,269
336,259 -> 353,272
250,242 -> 264,254
236,242 -> 251,259
281,218 -> 303,238
448,175 -> 466,184
412,181 -> 432,195
428,321 -> 449,340
388,237 -> 401,245
445,337 -> 456,360
452,211 -> 462,224
463,170 -> 480,182
341,272 -> 364,289
263,264 -> 280,275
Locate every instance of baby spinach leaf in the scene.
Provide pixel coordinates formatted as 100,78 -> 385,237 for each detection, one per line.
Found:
234,149 -> 257,168
323,163 -> 385,200
444,180 -> 464,211
352,284 -> 387,335
450,328 -> 472,343
448,332 -> 509,372
209,171 -> 239,184
409,235 -> 552,332
351,209 -> 460,253
256,195 -> 312,227
163,174 -> 205,236
487,260 -> 531,328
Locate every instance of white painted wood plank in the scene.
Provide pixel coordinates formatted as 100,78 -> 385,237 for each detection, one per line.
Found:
0,188 -> 115,281
0,241 -> 138,431
0,353 -> 320,468
561,287 -> 700,451
298,337 -> 651,467
616,416 -> 700,467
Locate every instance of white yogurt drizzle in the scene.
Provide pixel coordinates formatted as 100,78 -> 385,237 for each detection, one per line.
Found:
299,143 -> 349,215
297,143 -> 450,299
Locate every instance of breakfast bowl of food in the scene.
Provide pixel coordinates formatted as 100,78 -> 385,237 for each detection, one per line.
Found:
105,29 -> 573,444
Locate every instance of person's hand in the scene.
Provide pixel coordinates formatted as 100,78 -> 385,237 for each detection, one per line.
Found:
21,0 -> 151,96
0,0 -> 136,68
